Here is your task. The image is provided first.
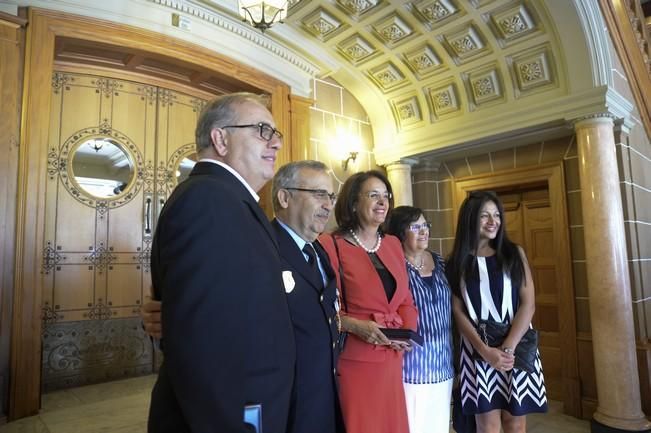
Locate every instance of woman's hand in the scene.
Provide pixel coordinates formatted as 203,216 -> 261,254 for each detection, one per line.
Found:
344,317 -> 391,346
141,296 -> 162,339
389,341 -> 413,352
481,346 -> 515,371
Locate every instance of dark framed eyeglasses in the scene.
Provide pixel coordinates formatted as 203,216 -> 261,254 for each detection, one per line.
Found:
222,122 -> 283,141
284,187 -> 337,204
408,222 -> 432,233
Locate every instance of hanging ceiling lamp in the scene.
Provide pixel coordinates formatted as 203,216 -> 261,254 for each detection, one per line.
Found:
238,0 -> 288,32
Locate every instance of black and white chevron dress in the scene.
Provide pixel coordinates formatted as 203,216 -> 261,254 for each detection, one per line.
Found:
458,255 -> 548,416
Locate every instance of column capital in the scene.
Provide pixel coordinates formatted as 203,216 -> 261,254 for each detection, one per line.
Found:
384,158 -> 419,168
572,113 -> 616,129
385,161 -> 414,206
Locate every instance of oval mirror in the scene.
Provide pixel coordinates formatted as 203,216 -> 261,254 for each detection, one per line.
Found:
71,138 -> 135,199
176,152 -> 197,184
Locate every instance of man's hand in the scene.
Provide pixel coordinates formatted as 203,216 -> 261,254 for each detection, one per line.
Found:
141,296 -> 162,339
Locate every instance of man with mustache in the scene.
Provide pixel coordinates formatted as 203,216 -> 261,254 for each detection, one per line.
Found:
144,160 -> 345,433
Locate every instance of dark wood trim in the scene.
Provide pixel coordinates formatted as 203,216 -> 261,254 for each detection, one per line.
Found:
598,0 -> 651,138
452,162 -> 582,418
0,11 -> 25,421
0,11 -> 28,27
10,7 -> 294,419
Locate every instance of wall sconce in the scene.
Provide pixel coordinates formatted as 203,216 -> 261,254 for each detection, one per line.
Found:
238,0 -> 288,32
342,151 -> 358,171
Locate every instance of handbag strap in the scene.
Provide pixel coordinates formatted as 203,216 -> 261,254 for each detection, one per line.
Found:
331,234 -> 348,313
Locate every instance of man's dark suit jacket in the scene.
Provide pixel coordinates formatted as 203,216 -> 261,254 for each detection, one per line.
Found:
272,220 -> 345,433
148,162 -> 296,433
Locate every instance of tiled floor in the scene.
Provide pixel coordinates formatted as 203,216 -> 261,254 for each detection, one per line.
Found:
0,375 -> 590,432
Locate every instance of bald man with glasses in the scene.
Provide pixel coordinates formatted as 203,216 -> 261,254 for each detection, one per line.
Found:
148,93 -> 295,433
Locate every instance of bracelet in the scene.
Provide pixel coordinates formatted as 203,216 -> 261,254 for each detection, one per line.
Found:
502,347 -> 514,354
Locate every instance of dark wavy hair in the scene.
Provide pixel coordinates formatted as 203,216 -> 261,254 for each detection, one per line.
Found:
334,170 -> 394,234
445,190 -> 524,297
386,205 -> 424,243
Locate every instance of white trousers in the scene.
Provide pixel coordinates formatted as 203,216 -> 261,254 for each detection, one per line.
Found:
403,378 -> 453,433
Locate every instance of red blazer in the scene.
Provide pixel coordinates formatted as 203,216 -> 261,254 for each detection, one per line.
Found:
319,233 -> 418,363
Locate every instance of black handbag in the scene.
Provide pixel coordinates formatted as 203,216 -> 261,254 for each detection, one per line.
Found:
472,319 -> 538,373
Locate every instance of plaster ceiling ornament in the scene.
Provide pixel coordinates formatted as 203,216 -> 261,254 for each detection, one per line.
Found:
487,3 -> 538,46
442,24 -> 489,63
403,44 -> 444,78
372,14 -> 414,45
464,66 -> 503,107
336,0 -> 380,16
338,35 -> 377,63
301,8 -> 344,40
428,82 -> 460,117
399,104 -> 416,119
393,96 -> 423,128
519,61 -> 543,82
414,0 -> 459,24
501,15 -> 527,35
451,36 -> 476,54
508,45 -> 555,94
369,62 -> 407,91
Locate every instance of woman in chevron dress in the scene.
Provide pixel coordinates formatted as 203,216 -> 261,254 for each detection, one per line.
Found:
446,191 -> 547,433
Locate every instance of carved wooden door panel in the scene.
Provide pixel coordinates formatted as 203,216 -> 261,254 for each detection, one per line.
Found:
501,189 -> 561,400
156,89 -> 205,199
521,197 -> 561,400
41,71 -> 204,390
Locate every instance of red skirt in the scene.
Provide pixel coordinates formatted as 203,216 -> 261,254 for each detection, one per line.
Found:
337,350 -> 409,433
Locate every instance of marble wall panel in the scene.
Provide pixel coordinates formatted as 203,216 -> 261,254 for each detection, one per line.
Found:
467,154 -> 492,175
564,158 -> 581,191
572,261 -> 588,298
515,141 -> 542,167
540,136 -> 572,163
490,148 -> 515,172
314,79 -> 342,114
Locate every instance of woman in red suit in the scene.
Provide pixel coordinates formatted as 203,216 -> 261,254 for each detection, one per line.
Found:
320,170 -> 418,433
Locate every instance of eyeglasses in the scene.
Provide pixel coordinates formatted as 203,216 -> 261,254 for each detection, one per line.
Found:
408,222 -> 432,233
362,191 -> 392,201
285,187 -> 337,204
222,122 -> 283,141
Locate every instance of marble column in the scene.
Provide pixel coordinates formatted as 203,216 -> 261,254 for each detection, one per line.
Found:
385,159 -> 416,207
574,115 -> 651,432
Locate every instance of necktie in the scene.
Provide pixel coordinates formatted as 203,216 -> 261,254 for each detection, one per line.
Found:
303,243 -> 322,287
303,243 -> 317,268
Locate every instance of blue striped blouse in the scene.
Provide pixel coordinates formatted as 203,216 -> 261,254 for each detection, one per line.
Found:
403,251 -> 455,384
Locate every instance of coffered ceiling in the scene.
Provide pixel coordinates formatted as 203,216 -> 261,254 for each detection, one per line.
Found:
286,0 -> 557,120
3,0 -> 624,164
266,0 -> 612,164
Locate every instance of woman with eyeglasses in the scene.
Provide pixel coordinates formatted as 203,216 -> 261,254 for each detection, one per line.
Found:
319,170 -> 418,433
386,206 -> 454,433
446,191 -> 547,433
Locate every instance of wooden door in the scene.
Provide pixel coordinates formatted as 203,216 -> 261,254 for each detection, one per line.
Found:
500,189 -> 561,400
41,70 -> 205,390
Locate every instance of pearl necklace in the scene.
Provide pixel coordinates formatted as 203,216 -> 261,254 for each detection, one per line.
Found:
349,229 -> 382,254
406,256 -> 425,271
